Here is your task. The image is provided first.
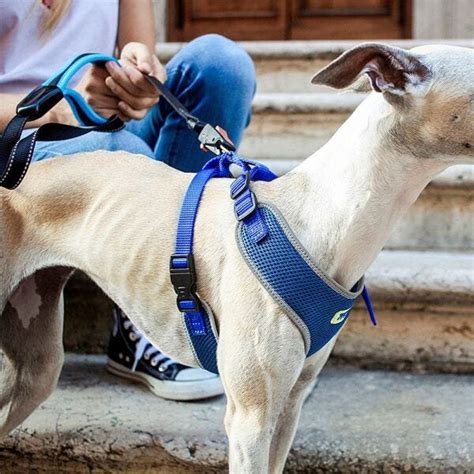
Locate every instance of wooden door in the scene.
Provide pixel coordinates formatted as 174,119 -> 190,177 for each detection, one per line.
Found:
290,0 -> 412,39
167,0 -> 412,41
168,0 -> 289,41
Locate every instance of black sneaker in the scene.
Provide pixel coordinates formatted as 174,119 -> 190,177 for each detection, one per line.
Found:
106,306 -> 224,401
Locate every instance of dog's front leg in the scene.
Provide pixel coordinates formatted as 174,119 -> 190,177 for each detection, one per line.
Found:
218,304 -> 306,473
268,342 -> 336,473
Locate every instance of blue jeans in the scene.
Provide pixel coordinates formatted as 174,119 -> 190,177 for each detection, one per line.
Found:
32,34 -> 256,172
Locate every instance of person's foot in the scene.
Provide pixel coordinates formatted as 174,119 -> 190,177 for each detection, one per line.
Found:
107,306 -> 224,401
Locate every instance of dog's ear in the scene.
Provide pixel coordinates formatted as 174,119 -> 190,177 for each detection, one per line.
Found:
311,43 -> 432,96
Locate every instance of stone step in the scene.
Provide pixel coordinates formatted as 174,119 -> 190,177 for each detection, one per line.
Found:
340,250 -> 474,373
240,92 -> 473,251
62,250 -> 474,374
157,39 -> 474,93
1,354 -> 473,473
242,92 -> 363,161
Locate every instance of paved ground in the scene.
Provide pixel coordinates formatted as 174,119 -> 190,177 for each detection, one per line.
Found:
1,354 -> 473,473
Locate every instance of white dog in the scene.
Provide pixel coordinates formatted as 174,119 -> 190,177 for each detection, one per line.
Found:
1,43 -> 473,472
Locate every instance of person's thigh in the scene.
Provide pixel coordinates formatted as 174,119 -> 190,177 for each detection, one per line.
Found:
32,130 -> 154,162
126,34 -> 256,172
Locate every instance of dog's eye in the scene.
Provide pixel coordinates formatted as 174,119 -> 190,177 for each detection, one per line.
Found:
463,142 -> 472,149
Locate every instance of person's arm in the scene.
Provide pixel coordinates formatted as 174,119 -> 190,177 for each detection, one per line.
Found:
0,92 -> 75,132
73,0 -> 160,123
0,0 -> 161,132
117,0 -> 156,54
77,0 -> 164,122
102,0 -> 166,121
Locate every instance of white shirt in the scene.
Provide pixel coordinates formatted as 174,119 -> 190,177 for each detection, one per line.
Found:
0,0 -> 119,93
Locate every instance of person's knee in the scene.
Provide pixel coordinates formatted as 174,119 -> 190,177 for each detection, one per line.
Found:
182,34 -> 256,93
188,33 -> 238,57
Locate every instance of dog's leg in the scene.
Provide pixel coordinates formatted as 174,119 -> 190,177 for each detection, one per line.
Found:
0,267 -> 72,437
218,304 -> 306,473
268,342 -> 335,473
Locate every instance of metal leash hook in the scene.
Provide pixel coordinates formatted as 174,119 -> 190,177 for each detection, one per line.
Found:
144,75 -> 236,156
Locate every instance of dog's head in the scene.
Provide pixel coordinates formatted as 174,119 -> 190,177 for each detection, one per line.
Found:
312,43 -> 474,164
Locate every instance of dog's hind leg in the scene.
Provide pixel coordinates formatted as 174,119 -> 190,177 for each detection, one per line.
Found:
268,342 -> 336,473
0,267 -> 73,437
218,304 -> 306,473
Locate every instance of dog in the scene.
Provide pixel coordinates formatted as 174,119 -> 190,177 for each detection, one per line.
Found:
1,42 -> 473,472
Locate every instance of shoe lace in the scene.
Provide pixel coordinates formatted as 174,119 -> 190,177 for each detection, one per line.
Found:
123,320 -> 175,372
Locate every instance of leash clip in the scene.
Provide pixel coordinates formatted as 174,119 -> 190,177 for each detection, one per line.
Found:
198,124 -> 236,156
169,253 -> 202,313
16,85 -> 64,121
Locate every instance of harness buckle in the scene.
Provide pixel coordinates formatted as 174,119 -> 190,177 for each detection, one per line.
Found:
169,253 -> 202,313
234,188 -> 257,221
230,171 -> 251,199
16,85 -> 64,121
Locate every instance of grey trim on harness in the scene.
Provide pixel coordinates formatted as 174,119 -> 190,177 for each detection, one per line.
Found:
236,203 -> 364,354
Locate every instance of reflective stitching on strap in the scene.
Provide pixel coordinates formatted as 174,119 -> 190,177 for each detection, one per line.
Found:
0,142 -> 19,185
0,130 -> 38,188
180,316 -> 203,369
13,130 -> 38,188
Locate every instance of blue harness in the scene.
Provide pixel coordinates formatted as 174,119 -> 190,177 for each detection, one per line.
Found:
170,152 -> 377,374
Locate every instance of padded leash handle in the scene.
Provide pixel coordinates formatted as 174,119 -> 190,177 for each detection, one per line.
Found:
0,53 -> 124,190
44,53 -> 122,126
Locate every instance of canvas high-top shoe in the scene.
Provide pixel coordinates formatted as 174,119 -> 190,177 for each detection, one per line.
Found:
107,306 -> 224,401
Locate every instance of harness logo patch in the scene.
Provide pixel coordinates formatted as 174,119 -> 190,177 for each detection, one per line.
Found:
330,308 -> 351,325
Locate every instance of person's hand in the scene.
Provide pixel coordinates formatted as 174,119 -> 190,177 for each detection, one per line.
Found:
76,64 -> 124,120
104,42 -> 167,121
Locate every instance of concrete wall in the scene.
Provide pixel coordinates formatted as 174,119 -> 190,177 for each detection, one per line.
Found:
414,0 -> 473,39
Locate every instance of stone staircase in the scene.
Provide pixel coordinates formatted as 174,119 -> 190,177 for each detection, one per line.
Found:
2,40 -> 473,472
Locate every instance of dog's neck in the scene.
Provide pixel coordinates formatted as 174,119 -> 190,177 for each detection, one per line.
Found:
274,94 -> 447,288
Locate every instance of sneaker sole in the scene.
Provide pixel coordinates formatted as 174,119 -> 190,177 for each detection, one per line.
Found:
106,359 -> 224,401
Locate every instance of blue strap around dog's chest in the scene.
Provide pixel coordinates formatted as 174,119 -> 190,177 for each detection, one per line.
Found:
170,152 -> 376,374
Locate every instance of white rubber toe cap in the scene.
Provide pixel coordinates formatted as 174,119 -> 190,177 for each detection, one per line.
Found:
174,367 -> 220,382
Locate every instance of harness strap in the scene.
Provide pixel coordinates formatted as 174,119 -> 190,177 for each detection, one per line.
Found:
170,167 -> 221,373
172,152 -> 377,374
170,153 -> 277,373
